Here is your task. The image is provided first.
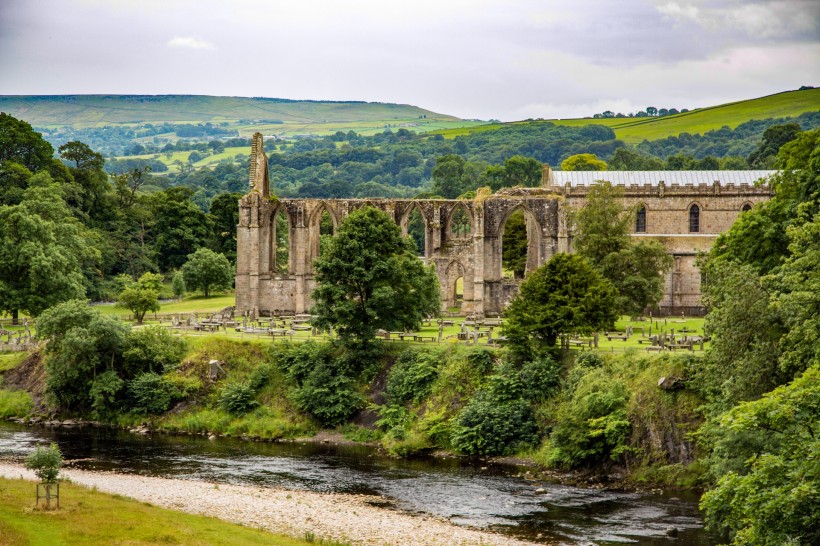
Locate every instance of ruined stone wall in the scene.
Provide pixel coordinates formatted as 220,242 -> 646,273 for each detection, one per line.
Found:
236,133 -> 773,317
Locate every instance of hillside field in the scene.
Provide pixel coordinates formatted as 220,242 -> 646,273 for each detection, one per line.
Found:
0,94 -> 483,139
434,88 -> 820,144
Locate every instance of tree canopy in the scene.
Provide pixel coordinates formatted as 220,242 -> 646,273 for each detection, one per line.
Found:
181,247 -> 234,298
502,253 -> 617,353
0,173 -> 98,323
573,181 -> 672,315
311,206 -> 440,346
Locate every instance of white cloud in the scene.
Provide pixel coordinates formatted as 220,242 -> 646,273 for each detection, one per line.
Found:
655,0 -> 818,38
167,36 -> 215,50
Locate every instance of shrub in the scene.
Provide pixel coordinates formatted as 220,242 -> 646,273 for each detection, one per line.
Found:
25,443 -> 62,483
450,390 -> 539,456
518,356 -> 562,402
0,389 -> 33,418
276,342 -> 364,426
128,372 -> 175,414
218,381 -> 259,414
289,364 -> 362,426
385,350 -> 440,405
89,370 -> 124,417
122,326 -> 187,377
544,367 -> 631,468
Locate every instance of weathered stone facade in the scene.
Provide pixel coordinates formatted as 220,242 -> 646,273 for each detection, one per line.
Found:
236,133 -> 773,317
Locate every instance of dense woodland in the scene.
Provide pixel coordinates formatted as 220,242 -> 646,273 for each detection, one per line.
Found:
1,106 -> 819,545
69,110 -> 820,208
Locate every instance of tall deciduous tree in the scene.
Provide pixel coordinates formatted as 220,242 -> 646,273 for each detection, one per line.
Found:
312,207 -> 440,347
0,113 -> 54,172
561,153 -> 608,171
502,253 -> 617,353
181,248 -> 233,297
115,272 -> 162,324
573,181 -> 672,315
0,173 -> 97,324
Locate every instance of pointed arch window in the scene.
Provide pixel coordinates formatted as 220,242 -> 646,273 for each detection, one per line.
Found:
689,204 -> 700,233
741,203 -> 752,212
636,205 -> 647,233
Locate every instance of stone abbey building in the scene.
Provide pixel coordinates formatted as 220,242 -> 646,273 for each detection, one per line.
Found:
236,133 -> 773,318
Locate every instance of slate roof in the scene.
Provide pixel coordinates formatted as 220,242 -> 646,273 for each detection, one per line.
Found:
550,170 -> 776,186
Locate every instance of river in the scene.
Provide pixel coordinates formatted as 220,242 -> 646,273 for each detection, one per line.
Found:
0,423 -> 714,545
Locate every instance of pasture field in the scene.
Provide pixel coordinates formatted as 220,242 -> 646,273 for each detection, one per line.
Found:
434,88 -> 820,144
0,94 -> 461,127
0,477 -> 318,546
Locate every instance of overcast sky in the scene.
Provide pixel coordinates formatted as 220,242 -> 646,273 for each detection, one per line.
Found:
1,0 -> 818,120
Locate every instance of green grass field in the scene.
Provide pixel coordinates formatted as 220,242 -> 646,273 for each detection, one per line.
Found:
0,95 -> 462,128
434,88 -> 820,144
0,477 -> 324,546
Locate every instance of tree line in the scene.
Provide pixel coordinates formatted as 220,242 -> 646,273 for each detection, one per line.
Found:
0,113 -> 241,321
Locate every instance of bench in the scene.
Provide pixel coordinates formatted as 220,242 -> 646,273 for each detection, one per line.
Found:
606,333 -> 630,341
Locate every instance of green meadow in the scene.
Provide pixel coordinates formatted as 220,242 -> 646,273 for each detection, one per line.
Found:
434,88 -> 820,144
0,477 -> 324,546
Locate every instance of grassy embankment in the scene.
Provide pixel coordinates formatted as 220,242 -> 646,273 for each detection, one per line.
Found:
0,476 -> 332,546
434,88 -> 820,144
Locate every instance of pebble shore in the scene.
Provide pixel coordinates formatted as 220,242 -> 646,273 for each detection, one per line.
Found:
0,463 -> 540,546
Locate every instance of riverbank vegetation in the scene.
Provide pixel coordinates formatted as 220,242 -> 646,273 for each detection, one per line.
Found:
0,476 -> 327,546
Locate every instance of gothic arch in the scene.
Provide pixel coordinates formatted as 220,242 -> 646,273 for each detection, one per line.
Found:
446,202 -> 473,240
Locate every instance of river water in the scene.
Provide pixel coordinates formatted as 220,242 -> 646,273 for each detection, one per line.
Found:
0,424 -> 714,545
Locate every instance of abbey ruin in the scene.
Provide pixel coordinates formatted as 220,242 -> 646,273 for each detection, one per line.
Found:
236,133 -> 773,318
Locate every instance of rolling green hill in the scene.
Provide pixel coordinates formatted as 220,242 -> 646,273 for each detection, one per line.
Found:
0,94 -> 480,138
435,88 -> 820,144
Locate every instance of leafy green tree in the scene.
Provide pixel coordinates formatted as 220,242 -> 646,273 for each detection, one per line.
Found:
608,148 -> 665,170
0,162 -> 32,206
747,123 -> 801,169
700,365 -> 820,546
502,253 -> 617,353
149,187 -> 212,271
208,192 -> 242,263
116,287 -> 159,324
561,153 -> 607,171
115,272 -> 161,324
37,300 -> 130,414
58,141 -> 111,221
25,443 -> 63,484
0,173 -> 97,324
181,247 -> 233,297
0,113 -> 55,172
312,206 -> 440,347
431,154 -> 467,199
501,155 -> 542,187
573,181 -> 672,315
172,270 -> 186,300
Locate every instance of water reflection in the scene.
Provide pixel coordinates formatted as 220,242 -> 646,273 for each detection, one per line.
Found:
0,424 -> 712,545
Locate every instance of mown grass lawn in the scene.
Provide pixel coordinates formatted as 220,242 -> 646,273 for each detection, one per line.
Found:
0,477 -> 321,546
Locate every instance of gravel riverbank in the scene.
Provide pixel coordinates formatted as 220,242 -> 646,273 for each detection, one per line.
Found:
0,462 -> 540,546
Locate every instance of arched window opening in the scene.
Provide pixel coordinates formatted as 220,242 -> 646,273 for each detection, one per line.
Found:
502,209 -> 528,280
407,207 -> 426,257
741,203 -> 752,213
450,206 -> 471,238
636,205 -> 647,233
689,204 -> 700,233
273,210 -> 290,274
454,276 -> 464,306
318,209 -> 334,258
